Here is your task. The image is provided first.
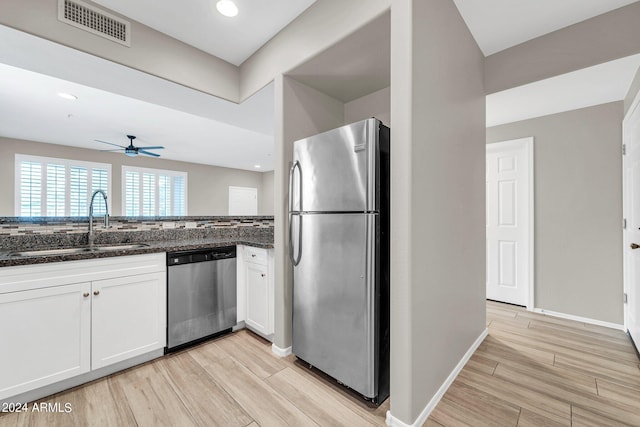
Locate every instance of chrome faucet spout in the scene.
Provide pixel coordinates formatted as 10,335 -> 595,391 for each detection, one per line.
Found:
88,190 -> 109,246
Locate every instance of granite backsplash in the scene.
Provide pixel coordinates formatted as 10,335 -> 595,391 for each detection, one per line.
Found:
0,216 -> 274,251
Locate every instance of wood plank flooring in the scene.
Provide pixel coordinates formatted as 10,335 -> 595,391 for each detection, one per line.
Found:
428,301 -> 640,426
0,301 -> 637,426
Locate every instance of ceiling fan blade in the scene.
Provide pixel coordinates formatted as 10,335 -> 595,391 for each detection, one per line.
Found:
95,139 -> 127,149
99,149 -> 123,152
138,149 -> 161,157
136,146 -> 164,150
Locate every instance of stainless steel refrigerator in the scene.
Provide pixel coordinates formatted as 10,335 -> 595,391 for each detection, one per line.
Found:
289,118 -> 390,404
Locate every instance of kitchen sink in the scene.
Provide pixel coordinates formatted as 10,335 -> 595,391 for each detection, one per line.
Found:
9,247 -> 95,257
8,243 -> 150,257
93,243 -> 149,251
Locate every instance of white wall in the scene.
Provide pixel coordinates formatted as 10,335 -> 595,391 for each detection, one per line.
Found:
390,0 -> 486,423
487,102 -> 624,324
344,86 -> 390,126
259,171 -> 275,216
1,137 -> 267,216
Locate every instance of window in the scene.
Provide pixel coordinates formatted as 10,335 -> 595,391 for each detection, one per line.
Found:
15,155 -> 111,217
122,166 -> 187,216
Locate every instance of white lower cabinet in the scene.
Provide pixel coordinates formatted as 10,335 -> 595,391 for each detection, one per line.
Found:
91,272 -> 165,369
0,254 -> 166,401
245,262 -> 270,333
0,283 -> 91,399
237,245 -> 274,339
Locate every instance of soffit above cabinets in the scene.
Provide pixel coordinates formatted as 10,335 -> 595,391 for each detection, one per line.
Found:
0,25 -> 275,171
453,0 -> 640,56
91,0 -> 317,66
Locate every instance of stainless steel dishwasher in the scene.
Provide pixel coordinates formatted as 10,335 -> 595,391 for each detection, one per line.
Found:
166,246 -> 236,352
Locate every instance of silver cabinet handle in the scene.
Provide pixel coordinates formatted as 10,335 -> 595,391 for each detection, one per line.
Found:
83,292 -> 90,298
93,290 -> 100,296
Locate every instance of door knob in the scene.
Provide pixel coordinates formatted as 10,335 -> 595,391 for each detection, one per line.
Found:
93,290 -> 100,296
631,243 -> 640,250
83,292 -> 90,298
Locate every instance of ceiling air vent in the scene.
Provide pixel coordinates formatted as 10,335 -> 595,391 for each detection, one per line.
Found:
58,0 -> 131,47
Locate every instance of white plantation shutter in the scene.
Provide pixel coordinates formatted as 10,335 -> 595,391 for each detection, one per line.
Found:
173,175 -> 185,216
122,166 -> 187,216
69,166 -> 88,216
158,175 -> 171,216
91,168 -> 109,216
124,171 -> 140,216
15,155 -> 111,217
46,164 -> 65,216
142,173 -> 155,216
20,161 -> 42,216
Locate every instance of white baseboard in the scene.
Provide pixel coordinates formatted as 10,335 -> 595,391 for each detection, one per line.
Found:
386,328 -> 489,427
271,343 -> 292,357
532,308 -> 625,331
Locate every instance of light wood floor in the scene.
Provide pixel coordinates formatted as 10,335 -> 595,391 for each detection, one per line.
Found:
1,301 -> 638,426
427,301 -> 640,426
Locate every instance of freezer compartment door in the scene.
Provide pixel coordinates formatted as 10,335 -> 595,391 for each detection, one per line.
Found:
292,213 -> 378,398
291,118 -> 379,213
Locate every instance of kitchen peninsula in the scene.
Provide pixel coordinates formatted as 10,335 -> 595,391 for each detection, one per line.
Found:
0,215 -> 274,405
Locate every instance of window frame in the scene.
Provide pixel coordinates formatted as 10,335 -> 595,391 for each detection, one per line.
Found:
121,165 -> 188,217
14,154 -> 112,217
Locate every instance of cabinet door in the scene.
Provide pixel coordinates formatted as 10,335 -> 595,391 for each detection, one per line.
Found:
0,283 -> 91,400
245,263 -> 269,335
91,272 -> 166,369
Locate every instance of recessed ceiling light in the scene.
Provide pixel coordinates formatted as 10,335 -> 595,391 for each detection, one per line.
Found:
254,164 -> 261,169
216,0 -> 238,17
58,92 -> 77,100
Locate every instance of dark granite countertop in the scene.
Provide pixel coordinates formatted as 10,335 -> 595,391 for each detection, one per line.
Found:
0,238 -> 273,268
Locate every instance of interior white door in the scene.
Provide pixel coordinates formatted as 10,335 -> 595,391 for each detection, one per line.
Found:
623,93 -> 640,350
486,138 -> 534,307
229,186 -> 258,216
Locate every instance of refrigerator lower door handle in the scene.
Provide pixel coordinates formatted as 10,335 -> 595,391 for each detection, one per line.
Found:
289,213 -> 302,266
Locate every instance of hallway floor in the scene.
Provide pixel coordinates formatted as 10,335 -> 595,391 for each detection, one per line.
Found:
427,301 -> 640,426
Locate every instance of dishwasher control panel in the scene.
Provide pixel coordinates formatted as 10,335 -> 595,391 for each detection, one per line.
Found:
167,246 -> 236,266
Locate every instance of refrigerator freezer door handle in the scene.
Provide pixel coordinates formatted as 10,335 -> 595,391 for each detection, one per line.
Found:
289,161 -> 303,266
288,160 -> 301,213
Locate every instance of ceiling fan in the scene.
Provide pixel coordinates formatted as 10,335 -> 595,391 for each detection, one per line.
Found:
95,135 -> 164,157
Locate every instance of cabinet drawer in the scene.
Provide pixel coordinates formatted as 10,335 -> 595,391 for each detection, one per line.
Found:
244,246 -> 267,265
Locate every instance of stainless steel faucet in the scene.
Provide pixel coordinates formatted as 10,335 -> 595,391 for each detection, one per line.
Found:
88,190 -> 109,246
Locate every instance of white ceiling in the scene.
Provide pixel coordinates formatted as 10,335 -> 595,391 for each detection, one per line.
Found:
453,0 -> 640,56
92,0 -> 317,66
